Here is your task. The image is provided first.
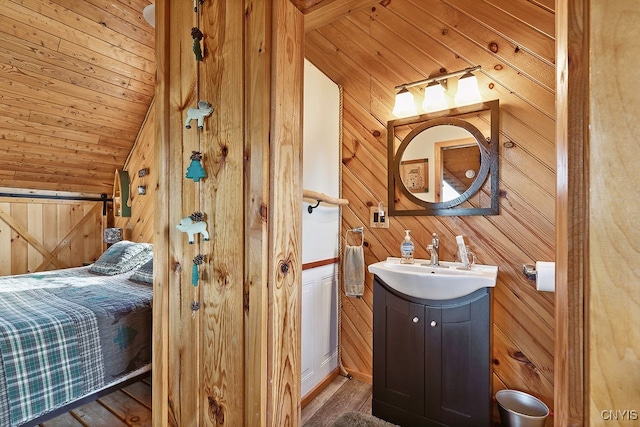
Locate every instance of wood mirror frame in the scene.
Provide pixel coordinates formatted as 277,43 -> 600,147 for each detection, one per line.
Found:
388,100 -> 499,216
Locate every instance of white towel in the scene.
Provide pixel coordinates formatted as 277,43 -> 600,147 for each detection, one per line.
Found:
343,245 -> 364,297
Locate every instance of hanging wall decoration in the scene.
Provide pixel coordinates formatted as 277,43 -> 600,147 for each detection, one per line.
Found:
184,4 -> 207,318
176,211 -> 210,244
191,254 -> 205,315
191,27 -> 204,61
185,100 -> 214,130
185,151 -> 207,182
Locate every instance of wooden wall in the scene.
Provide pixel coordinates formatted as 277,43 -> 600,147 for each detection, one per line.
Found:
0,192 -> 103,275
587,0 -> 640,421
152,0 -> 304,425
305,0 -> 556,416
114,102 -> 156,244
0,101 -> 154,277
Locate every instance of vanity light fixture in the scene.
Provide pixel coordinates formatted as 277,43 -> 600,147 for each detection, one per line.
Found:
392,65 -> 482,117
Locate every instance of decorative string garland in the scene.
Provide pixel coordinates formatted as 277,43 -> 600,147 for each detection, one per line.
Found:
183,2 -> 209,320
191,254 -> 205,316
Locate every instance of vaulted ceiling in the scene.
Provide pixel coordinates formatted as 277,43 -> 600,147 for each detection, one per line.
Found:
0,0 -> 373,195
0,0 -> 155,195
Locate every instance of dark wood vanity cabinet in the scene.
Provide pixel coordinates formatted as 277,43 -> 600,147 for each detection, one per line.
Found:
372,276 -> 491,427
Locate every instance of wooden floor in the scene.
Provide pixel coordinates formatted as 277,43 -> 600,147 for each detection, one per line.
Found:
302,375 -> 372,426
42,374 -> 368,426
40,376 -> 152,427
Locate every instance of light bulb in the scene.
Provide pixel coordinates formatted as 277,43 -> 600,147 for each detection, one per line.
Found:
454,72 -> 481,106
422,81 -> 448,112
392,88 -> 417,117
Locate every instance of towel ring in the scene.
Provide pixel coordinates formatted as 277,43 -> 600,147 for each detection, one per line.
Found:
345,227 -> 364,247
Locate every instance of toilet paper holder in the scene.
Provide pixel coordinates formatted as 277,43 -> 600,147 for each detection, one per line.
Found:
522,264 -> 537,280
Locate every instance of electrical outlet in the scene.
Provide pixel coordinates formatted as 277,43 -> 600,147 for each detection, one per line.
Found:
370,206 -> 389,228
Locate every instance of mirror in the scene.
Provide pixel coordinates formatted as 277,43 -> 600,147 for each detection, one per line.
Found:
388,100 -> 499,216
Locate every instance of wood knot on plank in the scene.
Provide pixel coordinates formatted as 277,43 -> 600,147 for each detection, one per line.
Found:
259,203 -> 268,222
489,42 -> 499,53
279,259 -> 290,275
208,395 -> 225,424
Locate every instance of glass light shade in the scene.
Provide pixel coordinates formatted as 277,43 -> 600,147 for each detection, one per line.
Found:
103,227 -> 124,244
454,72 -> 481,106
422,81 -> 448,112
143,4 -> 155,28
392,88 -> 417,117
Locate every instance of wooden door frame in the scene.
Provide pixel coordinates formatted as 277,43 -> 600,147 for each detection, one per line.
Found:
555,0 -> 588,425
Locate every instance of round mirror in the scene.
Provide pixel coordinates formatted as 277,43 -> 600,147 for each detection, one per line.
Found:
399,124 -> 481,203
387,100 -> 499,216
394,116 -> 490,209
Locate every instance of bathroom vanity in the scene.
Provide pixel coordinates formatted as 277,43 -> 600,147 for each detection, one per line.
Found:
369,258 -> 496,427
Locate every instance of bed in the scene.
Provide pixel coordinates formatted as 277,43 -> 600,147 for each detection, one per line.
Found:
0,241 -> 154,427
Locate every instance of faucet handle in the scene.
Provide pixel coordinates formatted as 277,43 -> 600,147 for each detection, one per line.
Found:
431,233 -> 439,247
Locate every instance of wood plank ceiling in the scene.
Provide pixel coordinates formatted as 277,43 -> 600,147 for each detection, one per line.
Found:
0,0 -> 365,196
0,0 -> 155,195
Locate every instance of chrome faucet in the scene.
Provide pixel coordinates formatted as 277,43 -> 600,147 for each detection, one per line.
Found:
427,233 -> 440,266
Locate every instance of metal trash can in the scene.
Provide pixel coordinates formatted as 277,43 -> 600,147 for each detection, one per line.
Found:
496,389 -> 549,427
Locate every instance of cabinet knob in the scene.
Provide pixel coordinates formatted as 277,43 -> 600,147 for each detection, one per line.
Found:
412,316 -> 419,323
430,320 -> 437,327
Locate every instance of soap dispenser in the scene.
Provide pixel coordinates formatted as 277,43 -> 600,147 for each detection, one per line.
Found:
400,230 -> 415,264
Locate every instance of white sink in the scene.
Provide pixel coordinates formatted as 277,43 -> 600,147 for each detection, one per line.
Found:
368,257 -> 498,300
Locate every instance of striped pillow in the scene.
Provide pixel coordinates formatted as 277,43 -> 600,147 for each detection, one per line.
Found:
129,258 -> 153,284
90,241 -> 152,275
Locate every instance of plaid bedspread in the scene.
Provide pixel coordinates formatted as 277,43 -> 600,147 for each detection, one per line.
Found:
0,267 -> 152,426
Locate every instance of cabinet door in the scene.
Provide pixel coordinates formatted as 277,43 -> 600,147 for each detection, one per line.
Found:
373,280 -> 425,416
427,291 -> 491,426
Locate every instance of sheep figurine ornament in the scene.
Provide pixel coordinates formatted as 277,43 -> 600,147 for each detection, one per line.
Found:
185,100 -> 214,130
176,212 -> 210,244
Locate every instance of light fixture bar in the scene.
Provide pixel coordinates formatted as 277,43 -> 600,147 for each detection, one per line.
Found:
394,65 -> 481,91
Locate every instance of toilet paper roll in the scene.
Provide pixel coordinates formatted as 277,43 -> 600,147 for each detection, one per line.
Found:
535,261 -> 555,292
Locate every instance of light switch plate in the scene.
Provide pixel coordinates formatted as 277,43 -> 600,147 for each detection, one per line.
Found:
370,206 -> 389,228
